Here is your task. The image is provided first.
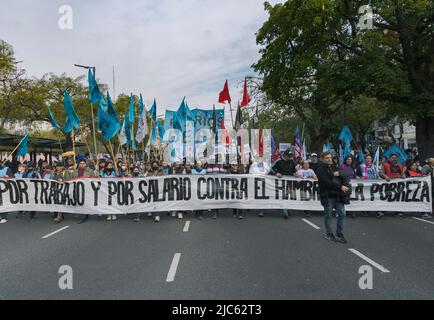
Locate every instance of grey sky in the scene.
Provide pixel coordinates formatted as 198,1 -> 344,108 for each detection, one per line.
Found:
0,0 -> 283,115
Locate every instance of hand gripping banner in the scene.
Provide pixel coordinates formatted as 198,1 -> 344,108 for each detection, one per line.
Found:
0,176 -> 431,215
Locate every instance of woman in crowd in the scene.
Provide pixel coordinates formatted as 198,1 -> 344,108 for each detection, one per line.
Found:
339,156 -> 357,218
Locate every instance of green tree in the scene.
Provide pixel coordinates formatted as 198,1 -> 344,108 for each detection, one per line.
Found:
254,0 -> 434,158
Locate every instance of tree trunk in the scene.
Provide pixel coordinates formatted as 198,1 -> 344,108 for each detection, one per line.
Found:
416,115 -> 434,161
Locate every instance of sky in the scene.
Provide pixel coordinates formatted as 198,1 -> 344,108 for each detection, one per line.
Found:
0,0 -> 283,118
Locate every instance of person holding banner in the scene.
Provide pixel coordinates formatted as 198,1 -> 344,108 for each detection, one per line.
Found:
0,162 -> 13,224
14,163 -> 26,178
230,163 -> 243,219
317,152 -> 350,244
52,162 -> 66,223
272,149 -> 296,219
192,161 -> 207,220
381,153 -> 407,217
23,162 -> 41,220
70,159 -> 96,224
132,166 -> 147,223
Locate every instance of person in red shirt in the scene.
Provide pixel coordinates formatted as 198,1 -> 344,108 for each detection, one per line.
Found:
406,161 -> 424,177
381,154 -> 406,180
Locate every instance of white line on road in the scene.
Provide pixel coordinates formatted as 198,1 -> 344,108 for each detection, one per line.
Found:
183,221 -> 191,232
166,253 -> 181,282
301,219 -> 320,230
42,226 -> 70,239
348,248 -> 390,273
412,217 -> 434,225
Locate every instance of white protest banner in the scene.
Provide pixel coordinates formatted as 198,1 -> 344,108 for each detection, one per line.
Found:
0,176 -> 431,215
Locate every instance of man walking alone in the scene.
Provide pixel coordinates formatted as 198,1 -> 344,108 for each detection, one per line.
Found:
317,152 -> 350,243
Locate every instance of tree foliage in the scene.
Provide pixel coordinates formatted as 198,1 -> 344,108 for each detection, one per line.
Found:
254,0 -> 434,157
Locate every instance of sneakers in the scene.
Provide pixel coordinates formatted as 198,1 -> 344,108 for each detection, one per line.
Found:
259,212 -> 264,217
377,212 -> 384,219
233,213 -> 237,218
238,215 -> 243,220
177,213 -> 183,219
78,219 -> 86,224
171,212 -> 176,217
0,219 -> 7,224
147,212 -> 152,217
154,215 -> 160,222
283,212 -> 289,219
198,215 -> 203,220
395,212 -> 404,217
304,211 -> 310,218
134,218 -> 140,222
421,213 -> 432,219
212,213 -> 217,220
111,215 -> 117,221
107,215 -> 112,221
324,233 -> 336,241
335,234 -> 348,244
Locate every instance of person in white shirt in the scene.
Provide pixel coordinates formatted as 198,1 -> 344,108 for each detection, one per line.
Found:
296,160 -> 317,218
249,161 -> 270,175
296,160 -> 317,180
249,161 -> 271,217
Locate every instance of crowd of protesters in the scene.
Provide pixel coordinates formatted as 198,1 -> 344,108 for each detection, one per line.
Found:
0,149 -> 432,226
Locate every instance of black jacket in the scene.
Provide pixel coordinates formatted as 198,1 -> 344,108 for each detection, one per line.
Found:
272,158 -> 296,176
317,163 -> 351,206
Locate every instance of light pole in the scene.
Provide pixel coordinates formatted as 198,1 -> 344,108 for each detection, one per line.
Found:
73,64 -> 98,158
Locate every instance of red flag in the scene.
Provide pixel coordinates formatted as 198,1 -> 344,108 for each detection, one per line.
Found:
218,80 -> 231,104
240,78 -> 251,108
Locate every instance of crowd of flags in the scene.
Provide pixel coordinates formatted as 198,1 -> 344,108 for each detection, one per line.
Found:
7,73 -> 409,168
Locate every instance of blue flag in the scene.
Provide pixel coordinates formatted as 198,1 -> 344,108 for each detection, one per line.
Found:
174,97 -> 194,132
191,108 -> 224,131
97,104 -> 121,141
63,91 -> 80,133
139,94 -> 144,115
339,126 -> 353,144
384,144 -> 408,165
344,141 -> 351,158
48,107 -> 62,130
164,110 -> 177,130
148,98 -> 157,122
17,134 -> 29,158
106,92 -> 119,123
129,94 -> 135,126
150,119 -> 165,145
359,147 -> 365,163
88,69 -> 104,104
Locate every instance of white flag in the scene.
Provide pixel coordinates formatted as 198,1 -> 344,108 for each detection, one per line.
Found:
119,118 -> 127,146
135,108 -> 149,143
373,147 -> 380,172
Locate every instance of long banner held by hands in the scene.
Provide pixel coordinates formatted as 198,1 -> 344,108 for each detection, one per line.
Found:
0,176 -> 431,215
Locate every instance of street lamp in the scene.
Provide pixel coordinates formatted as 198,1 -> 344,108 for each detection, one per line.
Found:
73,63 -> 98,157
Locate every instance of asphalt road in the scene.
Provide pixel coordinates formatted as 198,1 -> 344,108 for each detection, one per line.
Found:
0,210 -> 433,300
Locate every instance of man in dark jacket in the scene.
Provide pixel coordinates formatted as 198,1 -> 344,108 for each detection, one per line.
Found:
272,149 -> 296,218
317,152 -> 350,243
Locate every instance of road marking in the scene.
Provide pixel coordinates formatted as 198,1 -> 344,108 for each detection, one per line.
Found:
42,226 -> 70,239
348,248 -> 390,273
183,221 -> 191,232
301,219 -> 320,230
166,253 -> 181,282
412,217 -> 434,225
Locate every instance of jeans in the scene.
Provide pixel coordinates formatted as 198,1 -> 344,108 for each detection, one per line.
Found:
79,214 -> 89,221
323,197 -> 346,236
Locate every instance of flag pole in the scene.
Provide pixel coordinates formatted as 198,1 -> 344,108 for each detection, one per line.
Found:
228,102 -> 235,130
78,127 -> 94,160
1,135 -> 28,166
108,140 -> 119,176
71,130 -> 77,169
